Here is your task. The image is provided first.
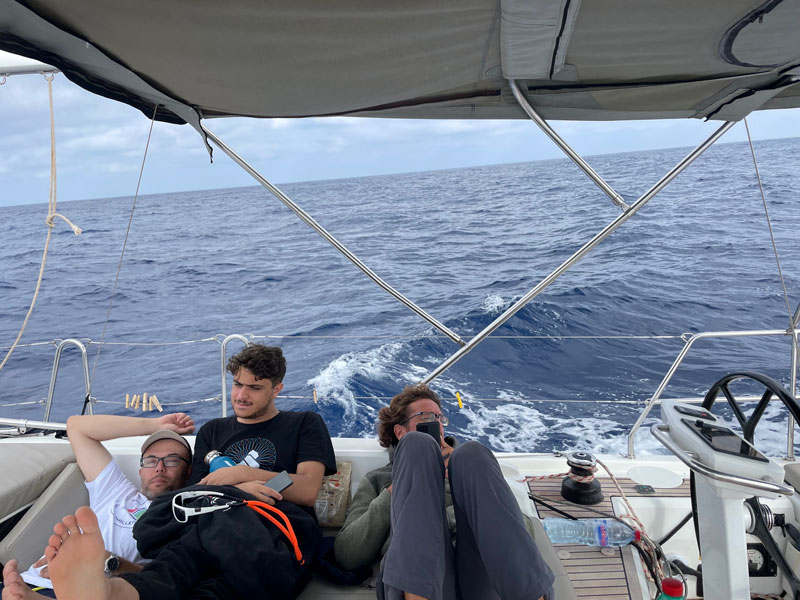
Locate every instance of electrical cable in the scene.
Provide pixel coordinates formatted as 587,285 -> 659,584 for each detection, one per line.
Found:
658,512 -> 693,545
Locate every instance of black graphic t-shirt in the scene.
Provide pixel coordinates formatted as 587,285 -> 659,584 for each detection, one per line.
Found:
188,411 -> 337,489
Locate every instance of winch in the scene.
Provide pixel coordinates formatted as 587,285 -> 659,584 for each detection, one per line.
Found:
561,451 -> 604,505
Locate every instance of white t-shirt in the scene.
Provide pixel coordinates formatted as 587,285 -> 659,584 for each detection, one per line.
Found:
21,460 -> 150,589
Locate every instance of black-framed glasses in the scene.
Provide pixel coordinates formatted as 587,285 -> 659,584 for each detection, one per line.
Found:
140,454 -> 189,468
402,411 -> 448,426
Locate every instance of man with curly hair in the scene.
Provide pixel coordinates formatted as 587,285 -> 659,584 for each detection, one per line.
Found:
335,384 -> 554,600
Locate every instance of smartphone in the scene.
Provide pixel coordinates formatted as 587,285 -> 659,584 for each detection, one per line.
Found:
264,470 -> 294,493
416,421 -> 441,445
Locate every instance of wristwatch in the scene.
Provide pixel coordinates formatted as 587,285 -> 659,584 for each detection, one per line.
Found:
104,554 -> 120,576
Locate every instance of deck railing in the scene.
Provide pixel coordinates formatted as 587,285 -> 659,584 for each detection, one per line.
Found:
626,328 -> 799,459
3,330 -> 799,457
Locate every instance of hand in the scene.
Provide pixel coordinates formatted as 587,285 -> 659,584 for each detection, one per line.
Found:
235,481 -> 283,505
157,412 -> 194,435
386,483 -> 392,495
441,445 -> 453,468
198,465 -> 251,486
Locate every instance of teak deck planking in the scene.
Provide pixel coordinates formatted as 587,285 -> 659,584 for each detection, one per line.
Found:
527,476 -> 691,600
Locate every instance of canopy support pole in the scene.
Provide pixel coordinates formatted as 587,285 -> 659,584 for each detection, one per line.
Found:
509,79 -> 630,211
422,119 -> 736,384
201,126 -> 466,346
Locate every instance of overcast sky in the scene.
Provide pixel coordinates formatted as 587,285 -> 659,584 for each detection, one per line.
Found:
2,71 -> 799,209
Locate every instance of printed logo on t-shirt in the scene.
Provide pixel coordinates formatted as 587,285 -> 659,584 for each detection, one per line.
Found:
226,437 -> 277,471
112,499 -> 149,529
127,507 -> 147,521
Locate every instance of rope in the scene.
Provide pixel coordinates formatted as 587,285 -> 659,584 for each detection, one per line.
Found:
90,105 -> 158,383
593,457 -> 666,582
744,118 -> 794,328
86,337 -> 219,347
518,465 -> 597,485
93,396 -> 221,407
528,460 -> 668,586
0,73 -> 81,374
0,337 -> 220,351
245,501 -> 304,563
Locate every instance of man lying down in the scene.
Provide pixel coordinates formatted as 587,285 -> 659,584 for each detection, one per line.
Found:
2,344 -> 336,600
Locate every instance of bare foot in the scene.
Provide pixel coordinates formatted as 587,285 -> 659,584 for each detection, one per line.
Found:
46,507 -> 110,600
1,560 -> 47,600
42,515 -> 72,562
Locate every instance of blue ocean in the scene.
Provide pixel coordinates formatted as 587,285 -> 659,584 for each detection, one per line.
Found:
2,137 -> 799,456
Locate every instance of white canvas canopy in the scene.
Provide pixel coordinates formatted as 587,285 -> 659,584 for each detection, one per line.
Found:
2,0 -> 799,129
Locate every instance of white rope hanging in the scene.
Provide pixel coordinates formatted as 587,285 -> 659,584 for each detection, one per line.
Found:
0,73 -> 81,373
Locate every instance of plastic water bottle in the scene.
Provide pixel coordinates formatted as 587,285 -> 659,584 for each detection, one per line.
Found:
542,518 -> 640,547
656,577 -> 685,599
204,450 -> 236,472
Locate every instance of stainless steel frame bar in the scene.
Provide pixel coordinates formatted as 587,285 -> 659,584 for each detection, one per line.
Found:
0,417 -> 67,433
219,334 -> 250,418
508,79 -> 629,211
0,64 -> 58,76
422,120 -> 736,385
790,329 -> 798,459
651,424 -> 793,496
202,127 -> 465,347
627,328 -> 795,458
43,339 -> 93,422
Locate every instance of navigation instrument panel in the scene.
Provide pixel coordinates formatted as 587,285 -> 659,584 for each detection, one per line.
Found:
682,418 -> 768,462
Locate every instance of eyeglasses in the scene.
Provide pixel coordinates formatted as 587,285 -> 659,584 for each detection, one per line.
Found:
140,454 -> 189,468
402,411 -> 448,426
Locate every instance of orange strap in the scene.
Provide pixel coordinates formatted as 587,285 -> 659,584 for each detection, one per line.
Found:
244,500 -> 304,564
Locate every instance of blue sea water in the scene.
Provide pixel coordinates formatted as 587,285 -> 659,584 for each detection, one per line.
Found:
1,137 -> 800,456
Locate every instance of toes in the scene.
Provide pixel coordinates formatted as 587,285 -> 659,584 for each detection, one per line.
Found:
61,514 -> 79,536
74,506 -> 101,534
48,533 -> 64,550
52,521 -> 68,539
44,541 -> 58,563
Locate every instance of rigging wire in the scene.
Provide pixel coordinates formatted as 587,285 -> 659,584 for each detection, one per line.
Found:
1,333 -> 685,351
0,73 -> 81,374
89,105 -> 158,385
744,117 -> 794,327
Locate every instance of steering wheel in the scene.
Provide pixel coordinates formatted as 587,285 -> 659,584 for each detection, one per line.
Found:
701,371 -> 800,444
692,372 -> 800,596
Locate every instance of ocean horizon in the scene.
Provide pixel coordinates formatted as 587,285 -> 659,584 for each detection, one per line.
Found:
2,136 -> 800,456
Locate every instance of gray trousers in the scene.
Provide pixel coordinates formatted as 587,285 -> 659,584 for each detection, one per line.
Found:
380,432 -> 554,600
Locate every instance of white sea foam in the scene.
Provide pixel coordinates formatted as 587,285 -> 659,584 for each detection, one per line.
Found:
480,294 -> 507,314
446,387 -> 669,455
307,342 -> 428,434
456,402 -> 550,453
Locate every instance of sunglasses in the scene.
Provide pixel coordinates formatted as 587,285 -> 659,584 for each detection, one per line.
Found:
402,411 -> 449,426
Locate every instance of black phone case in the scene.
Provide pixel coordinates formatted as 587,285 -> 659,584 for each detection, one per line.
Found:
415,421 -> 441,444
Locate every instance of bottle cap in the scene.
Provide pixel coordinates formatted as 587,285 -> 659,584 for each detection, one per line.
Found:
204,450 -> 222,464
634,529 -> 641,541
661,577 -> 683,597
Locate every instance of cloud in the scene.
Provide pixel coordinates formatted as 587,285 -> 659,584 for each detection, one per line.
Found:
2,70 -> 800,208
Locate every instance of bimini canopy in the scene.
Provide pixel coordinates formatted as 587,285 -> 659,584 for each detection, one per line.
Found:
1,0 -> 799,128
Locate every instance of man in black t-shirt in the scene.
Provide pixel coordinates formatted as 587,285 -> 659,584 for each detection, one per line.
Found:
188,344 -> 337,514
30,345 -> 337,600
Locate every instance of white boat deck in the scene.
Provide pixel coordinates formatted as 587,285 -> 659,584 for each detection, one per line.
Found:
4,436 -> 798,599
